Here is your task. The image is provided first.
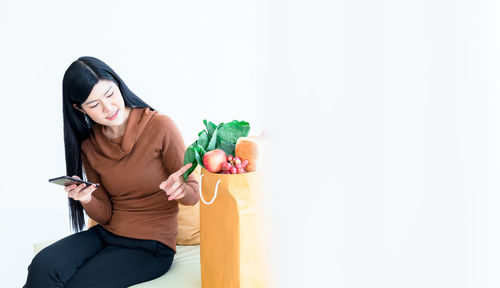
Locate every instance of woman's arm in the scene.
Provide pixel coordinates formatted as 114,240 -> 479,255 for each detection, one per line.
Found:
81,152 -> 113,224
160,115 -> 200,206
179,174 -> 200,206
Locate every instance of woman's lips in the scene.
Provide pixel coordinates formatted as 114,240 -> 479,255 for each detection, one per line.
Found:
106,109 -> 119,120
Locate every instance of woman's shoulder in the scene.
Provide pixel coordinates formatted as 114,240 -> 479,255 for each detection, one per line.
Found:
149,111 -> 179,131
80,127 -> 103,158
147,112 -> 184,144
80,138 -> 92,159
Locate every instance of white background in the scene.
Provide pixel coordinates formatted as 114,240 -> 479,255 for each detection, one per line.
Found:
1,0 -> 500,287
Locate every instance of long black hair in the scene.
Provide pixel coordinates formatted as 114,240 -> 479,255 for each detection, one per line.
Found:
62,56 -> 154,232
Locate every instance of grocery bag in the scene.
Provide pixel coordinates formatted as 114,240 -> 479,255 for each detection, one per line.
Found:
199,166 -> 270,288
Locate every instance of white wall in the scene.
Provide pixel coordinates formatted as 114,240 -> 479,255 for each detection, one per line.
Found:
2,0 -> 500,287
265,0 -> 500,287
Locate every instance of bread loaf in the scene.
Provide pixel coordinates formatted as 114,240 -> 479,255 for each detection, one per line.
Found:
235,136 -> 266,172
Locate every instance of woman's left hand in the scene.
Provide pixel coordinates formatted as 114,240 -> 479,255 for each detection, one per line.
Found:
159,163 -> 193,201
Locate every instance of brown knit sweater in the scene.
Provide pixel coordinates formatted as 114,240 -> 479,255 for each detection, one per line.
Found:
80,107 -> 199,253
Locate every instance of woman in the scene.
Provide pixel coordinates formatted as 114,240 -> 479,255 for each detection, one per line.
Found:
24,56 -> 199,287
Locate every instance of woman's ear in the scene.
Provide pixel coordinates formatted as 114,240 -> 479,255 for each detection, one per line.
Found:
72,103 -> 86,114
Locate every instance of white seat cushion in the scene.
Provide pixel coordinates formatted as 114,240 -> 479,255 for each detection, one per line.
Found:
33,240 -> 201,288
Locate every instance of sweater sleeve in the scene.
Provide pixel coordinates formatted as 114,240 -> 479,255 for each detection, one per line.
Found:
159,115 -> 199,205
81,151 -> 113,224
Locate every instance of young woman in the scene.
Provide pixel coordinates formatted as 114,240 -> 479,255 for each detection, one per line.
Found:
24,56 -> 199,287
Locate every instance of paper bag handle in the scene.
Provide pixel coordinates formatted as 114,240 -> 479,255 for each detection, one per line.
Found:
199,174 -> 221,205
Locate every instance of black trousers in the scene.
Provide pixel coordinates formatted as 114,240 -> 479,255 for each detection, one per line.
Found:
24,225 -> 175,288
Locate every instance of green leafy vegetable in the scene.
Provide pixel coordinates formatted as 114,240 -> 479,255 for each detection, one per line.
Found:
197,130 -> 209,150
194,146 -> 205,165
216,120 -> 250,147
203,120 -> 217,138
183,146 -> 197,180
218,142 -> 236,156
206,127 -> 218,151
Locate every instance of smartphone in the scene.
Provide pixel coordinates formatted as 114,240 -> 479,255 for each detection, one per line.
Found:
48,176 -> 99,188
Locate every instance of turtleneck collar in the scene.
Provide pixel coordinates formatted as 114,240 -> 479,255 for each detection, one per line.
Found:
89,107 -> 158,160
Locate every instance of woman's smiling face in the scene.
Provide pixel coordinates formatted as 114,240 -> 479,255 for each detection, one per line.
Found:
73,80 -> 129,127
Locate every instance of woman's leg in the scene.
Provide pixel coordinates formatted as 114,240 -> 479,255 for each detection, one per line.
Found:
64,228 -> 174,288
23,226 -> 104,288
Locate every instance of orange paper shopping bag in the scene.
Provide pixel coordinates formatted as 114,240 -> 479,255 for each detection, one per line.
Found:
199,166 -> 270,288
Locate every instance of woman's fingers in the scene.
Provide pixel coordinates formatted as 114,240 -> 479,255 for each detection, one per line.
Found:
168,187 -> 185,201
67,183 -> 97,201
67,183 -> 86,198
159,164 -> 192,201
165,181 -> 181,196
78,185 -> 97,201
160,175 -> 183,193
64,184 -> 77,192
159,163 -> 193,192
159,178 -> 171,190
173,163 -> 192,178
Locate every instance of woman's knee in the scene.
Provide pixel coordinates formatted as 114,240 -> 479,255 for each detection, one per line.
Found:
25,249 -> 67,287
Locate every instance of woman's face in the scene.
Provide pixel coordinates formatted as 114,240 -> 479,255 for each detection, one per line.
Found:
73,80 -> 129,127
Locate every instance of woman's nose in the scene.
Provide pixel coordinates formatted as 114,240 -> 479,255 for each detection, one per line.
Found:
101,100 -> 113,113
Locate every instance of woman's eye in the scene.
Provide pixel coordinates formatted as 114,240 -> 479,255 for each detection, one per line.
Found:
107,92 -> 114,98
91,104 -> 99,108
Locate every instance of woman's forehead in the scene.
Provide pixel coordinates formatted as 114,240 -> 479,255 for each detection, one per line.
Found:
85,80 -> 116,102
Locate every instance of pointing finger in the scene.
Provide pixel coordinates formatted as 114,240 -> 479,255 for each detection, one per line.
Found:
174,163 -> 192,177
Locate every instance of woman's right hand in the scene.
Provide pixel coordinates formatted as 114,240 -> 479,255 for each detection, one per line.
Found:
64,175 -> 98,204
